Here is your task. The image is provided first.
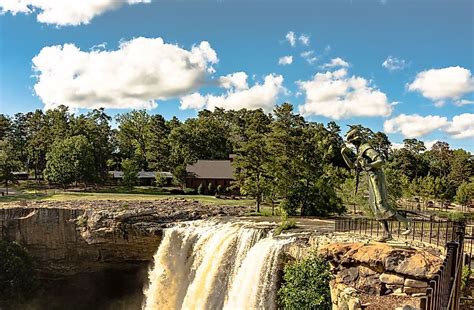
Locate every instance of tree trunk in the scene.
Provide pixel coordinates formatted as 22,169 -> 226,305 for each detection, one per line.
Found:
5,181 -> 8,195
256,195 -> 261,213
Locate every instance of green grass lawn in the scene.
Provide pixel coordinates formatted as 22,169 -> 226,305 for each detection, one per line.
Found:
0,188 -> 259,207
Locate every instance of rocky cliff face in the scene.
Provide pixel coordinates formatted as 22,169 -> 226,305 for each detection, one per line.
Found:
0,200 -> 251,277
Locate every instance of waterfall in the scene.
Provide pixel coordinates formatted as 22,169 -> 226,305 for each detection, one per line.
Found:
143,221 -> 291,310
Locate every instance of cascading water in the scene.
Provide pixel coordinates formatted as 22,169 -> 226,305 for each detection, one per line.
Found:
143,220 -> 291,310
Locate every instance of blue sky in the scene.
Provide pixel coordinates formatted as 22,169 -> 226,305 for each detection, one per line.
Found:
0,0 -> 473,151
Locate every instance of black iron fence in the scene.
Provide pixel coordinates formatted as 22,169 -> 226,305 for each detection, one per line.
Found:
334,217 -> 467,310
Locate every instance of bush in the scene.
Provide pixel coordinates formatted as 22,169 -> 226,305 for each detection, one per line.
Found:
207,182 -> 215,195
278,252 -> 332,310
0,241 -> 38,299
155,174 -> 167,187
197,183 -> 204,195
183,188 -> 197,195
275,211 -> 297,235
461,266 -> 472,292
216,185 -> 223,194
169,188 -> 184,195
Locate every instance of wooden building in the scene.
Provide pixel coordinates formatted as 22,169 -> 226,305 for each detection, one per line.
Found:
185,159 -> 235,192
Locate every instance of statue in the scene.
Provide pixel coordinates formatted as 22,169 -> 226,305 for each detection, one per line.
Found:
341,126 -> 412,242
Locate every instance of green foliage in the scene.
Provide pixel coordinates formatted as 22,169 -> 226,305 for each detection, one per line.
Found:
456,181 -> 474,206
278,252 -> 332,310
0,139 -> 21,194
207,182 -> 215,195
216,184 -> 223,194
275,211 -> 297,235
121,159 -> 139,189
461,266 -> 472,292
0,241 -> 38,299
155,173 -> 167,187
44,135 -> 95,188
197,183 -> 204,195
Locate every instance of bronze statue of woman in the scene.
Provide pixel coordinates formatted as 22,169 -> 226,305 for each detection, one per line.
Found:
341,126 -> 412,242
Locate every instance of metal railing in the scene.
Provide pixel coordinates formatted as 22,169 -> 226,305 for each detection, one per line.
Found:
334,217 -> 466,310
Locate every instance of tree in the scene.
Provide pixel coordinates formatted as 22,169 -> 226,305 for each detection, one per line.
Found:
0,114 -> 11,140
116,110 -> 153,170
121,159 -> 139,189
456,181 -> 474,211
0,139 -> 21,195
233,109 -> 272,212
44,135 -> 95,188
71,109 -> 114,182
268,104 -> 343,216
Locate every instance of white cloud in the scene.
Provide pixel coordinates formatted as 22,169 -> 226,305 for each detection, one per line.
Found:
454,99 -> 474,106
297,68 -> 393,119
298,34 -> 310,46
321,57 -> 350,69
278,55 -> 293,66
32,37 -> 218,110
383,114 -> 449,138
301,51 -> 317,65
180,74 -> 284,112
218,72 -> 249,91
391,142 -> 405,150
443,113 -> 474,139
285,31 -> 296,47
0,0 -> 150,26
408,66 -> 474,102
424,140 -> 440,150
382,56 -> 407,71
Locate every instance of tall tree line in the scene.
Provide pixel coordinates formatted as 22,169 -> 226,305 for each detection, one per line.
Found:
0,104 -> 472,215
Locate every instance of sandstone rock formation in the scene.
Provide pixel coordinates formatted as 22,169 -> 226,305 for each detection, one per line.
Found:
0,199 -> 251,276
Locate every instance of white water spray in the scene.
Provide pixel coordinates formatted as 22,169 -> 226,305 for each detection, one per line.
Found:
143,221 -> 291,310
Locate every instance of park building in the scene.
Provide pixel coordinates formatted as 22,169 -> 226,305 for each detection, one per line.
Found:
185,155 -> 236,193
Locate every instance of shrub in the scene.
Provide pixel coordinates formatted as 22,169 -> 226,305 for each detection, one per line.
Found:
0,241 -> 38,299
275,211 -> 297,235
183,188 -> 197,195
155,174 -> 167,187
207,182 -> 215,195
216,185 -> 223,194
197,183 -> 204,195
461,266 -> 472,292
278,252 -> 332,310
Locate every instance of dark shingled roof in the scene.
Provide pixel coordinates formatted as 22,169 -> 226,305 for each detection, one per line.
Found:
186,160 -> 234,179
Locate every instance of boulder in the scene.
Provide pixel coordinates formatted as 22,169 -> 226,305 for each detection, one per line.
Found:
404,278 -> 428,288
379,273 -> 404,285
320,243 -> 442,280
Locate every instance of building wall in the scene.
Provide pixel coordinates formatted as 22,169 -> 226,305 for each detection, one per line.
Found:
185,178 -> 233,192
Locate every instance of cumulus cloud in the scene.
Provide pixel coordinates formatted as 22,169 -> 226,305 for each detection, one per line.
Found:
278,56 -> 293,66
180,74 -> 284,112
382,56 -> 407,71
455,99 -> 474,106
301,51 -> 317,65
32,37 -> 218,110
407,66 -> 474,104
285,31 -> 296,46
218,72 -> 249,90
383,114 -> 449,138
297,68 -> 393,119
424,140 -> 440,150
0,0 -> 150,26
299,34 -> 310,46
321,57 -> 350,69
443,113 -> 474,139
